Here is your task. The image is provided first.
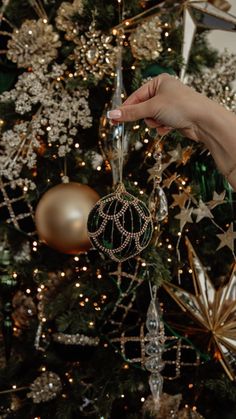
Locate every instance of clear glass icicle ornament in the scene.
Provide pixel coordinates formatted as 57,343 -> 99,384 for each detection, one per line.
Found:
99,40 -> 131,186
145,284 -> 165,406
149,142 -> 168,222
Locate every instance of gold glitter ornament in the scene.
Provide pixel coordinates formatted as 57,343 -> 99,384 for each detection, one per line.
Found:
7,19 -> 61,68
129,15 -> 163,61
55,0 -> 84,40
71,20 -> 118,80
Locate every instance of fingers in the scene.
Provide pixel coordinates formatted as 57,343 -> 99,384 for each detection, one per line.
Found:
122,77 -> 158,106
107,96 -> 158,123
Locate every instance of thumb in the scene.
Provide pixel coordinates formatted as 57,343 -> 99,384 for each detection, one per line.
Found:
107,97 -> 159,123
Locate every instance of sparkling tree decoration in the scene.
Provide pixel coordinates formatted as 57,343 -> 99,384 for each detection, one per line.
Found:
145,285 -> 165,405
55,0 -> 84,40
7,19 -> 61,68
148,141 -> 168,223
87,183 -> 153,262
99,43 -> 132,186
70,20 -> 118,80
27,371 -> 62,403
129,14 -> 163,61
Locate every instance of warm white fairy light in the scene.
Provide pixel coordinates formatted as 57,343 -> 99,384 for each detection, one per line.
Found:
75,283 -> 80,288
26,288 -> 31,294
74,256 -> 79,261
82,266 -> 87,271
60,272 -> 65,277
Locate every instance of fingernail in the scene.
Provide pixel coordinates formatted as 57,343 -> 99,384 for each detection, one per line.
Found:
107,109 -> 122,119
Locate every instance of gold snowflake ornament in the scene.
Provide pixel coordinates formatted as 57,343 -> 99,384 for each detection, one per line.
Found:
7,19 -> 61,68
71,21 -> 118,80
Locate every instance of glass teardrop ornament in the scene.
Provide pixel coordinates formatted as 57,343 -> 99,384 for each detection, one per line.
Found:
149,185 -> 168,222
99,45 -> 132,186
149,372 -> 163,402
145,339 -> 162,356
146,300 -> 160,334
145,355 -> 164,373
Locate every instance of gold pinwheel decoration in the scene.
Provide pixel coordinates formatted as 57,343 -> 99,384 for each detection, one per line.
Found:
163,238 -> 236,380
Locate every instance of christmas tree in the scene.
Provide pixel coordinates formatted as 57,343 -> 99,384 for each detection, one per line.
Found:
0,0 -> 236,418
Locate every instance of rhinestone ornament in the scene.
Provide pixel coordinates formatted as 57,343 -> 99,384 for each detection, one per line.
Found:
87,184 -> 153,262
71,20 -> 118,80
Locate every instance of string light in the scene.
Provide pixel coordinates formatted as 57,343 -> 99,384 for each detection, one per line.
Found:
141,397 -> 145,402
75,283 -> 80,288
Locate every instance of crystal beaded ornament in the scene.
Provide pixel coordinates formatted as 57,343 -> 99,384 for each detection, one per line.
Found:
145,284 -> 165,405
148,140 -> 168,222
87,183 -> 153,262
87,42 -> 153,262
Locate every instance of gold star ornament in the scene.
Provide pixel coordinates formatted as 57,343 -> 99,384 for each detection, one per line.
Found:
163,238 -> 236,380
181,1 -> 236,80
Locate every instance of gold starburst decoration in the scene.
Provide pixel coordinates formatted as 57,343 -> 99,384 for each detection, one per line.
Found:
71,21 -> 117,80
163,238 -> 236,380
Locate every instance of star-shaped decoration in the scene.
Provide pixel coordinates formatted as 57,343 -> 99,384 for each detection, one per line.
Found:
175,207 -> 193,231
181,1 -> 236,80
163,237 -> 236,380
147,161 -> 171,183
171,191 -> 190,209
168,145 -> 193,166
193,199 -> 214,222
216,222 -> 236,252
207,191 -> 226,209
162,172 -> 179,189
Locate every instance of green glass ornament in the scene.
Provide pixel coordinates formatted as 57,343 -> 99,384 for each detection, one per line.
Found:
87,184 -> 153,262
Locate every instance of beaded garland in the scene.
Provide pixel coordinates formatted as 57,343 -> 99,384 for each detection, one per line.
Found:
87,183 -> 153,262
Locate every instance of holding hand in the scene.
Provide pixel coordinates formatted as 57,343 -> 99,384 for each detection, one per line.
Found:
107,73 -> 236,190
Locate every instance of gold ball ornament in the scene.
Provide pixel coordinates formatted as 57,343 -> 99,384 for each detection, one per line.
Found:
35,182 -> 99,254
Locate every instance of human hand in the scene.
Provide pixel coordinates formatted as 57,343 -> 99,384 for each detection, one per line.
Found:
107,73 -> 206,140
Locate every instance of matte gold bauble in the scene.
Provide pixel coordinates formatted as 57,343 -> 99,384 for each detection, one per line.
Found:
35,182 -> 99,254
